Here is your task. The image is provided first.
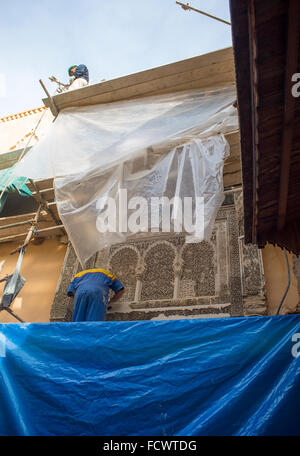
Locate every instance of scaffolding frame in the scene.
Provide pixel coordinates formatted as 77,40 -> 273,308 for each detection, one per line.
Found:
0,178 -> 66,322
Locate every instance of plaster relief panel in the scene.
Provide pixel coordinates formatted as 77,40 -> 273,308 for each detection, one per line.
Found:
50,193 -> 266,321
109,246 -> 139,302
180,241 -> 215,297
140,242 -> 175,301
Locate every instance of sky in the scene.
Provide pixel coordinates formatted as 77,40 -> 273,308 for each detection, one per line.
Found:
0,0 -> 232,117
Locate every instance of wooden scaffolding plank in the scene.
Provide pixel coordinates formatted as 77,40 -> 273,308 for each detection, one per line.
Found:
31,187 -> 55,202
57,70 -> 235,111
0,219 -> 62,239
26,178 -> 54,193
223,170 -> 242,187
43,48 -> 234,113
0,224 -> 65,244
0,202 -> 59,227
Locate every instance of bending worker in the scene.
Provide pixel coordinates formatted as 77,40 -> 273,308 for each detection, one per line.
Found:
68,64 -> 89,90
67,268 -> 125,322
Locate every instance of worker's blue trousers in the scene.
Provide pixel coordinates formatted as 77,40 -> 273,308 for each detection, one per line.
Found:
72,291 -> 106,322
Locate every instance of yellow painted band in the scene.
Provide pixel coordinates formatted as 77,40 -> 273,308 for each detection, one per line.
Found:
74,268 -> 116,281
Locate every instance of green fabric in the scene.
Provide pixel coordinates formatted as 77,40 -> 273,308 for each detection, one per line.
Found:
0,167 -> 31,197
68,65 -> 77,76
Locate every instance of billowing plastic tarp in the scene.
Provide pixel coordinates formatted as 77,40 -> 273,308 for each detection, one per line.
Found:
0,315 -> 299,436
13,87 -> 238,265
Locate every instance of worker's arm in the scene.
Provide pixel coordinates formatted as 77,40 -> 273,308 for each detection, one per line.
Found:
67,280 -> 75,298
108,276 -> 125,308
109,287 -> 125,304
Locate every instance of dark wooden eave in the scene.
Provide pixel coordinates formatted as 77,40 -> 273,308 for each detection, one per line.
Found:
230,0 -> 300,255
277,0 -> 300,231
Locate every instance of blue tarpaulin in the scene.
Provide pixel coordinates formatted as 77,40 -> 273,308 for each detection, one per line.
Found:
0,315 -> 299,436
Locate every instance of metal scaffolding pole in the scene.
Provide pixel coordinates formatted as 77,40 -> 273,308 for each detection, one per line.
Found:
176,2 -> 231,26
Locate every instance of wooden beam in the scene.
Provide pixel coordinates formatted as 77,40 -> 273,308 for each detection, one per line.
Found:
35,224 -> 64,234
248,0 -> 260,243
0,219 -> 34,231
0,224 -> 65,244
43,48 -> 234,114
31,187 -> 55,202
50,49 -> 233,104
28,179 -> 64,235
176,2 -> 231,26
39,79 -> 59,117
57,70 -> 235,111
0,218 -> 61,238
26,178 -> 54,193
0,202 -> 59,227
277,0 -> 300,231
10,205 -> 43,255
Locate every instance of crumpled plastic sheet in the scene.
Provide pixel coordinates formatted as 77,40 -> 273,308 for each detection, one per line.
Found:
0,315 -> 299,436
54,134 -> 229,264
1,249 -> 26,307
13,87 -> 238,265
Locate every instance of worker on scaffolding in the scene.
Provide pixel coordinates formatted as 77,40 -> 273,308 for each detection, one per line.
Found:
68,64 -> 89,91
67,268 -> 125,322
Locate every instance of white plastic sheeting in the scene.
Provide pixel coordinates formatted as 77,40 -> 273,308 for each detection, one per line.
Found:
13,87 -> 238,265
0,108 -> 53,155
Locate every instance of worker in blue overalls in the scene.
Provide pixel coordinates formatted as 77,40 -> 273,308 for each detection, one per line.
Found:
67,268 -> 125,322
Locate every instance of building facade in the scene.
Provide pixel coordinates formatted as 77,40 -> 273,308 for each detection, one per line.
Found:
1,48 -> 300,323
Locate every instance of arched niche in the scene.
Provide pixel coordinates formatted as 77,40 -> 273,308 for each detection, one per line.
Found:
141,241 -> 175,301
108,246 -> 139,302
180,241 -> 216,297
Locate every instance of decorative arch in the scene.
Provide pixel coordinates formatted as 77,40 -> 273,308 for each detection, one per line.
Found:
179,241 -> 216,297
141,241 -> 176,301
108,245 -> 140,302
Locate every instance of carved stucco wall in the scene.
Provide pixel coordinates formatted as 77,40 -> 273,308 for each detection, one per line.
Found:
234,191 -> 267,316
50,191 -> 267,322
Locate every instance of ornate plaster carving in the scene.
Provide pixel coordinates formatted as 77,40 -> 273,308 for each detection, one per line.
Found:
50,193 -> 266,321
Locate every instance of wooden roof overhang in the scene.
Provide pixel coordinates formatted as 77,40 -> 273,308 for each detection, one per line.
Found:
43,47 -> 235,113
230,0 -> 300,255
